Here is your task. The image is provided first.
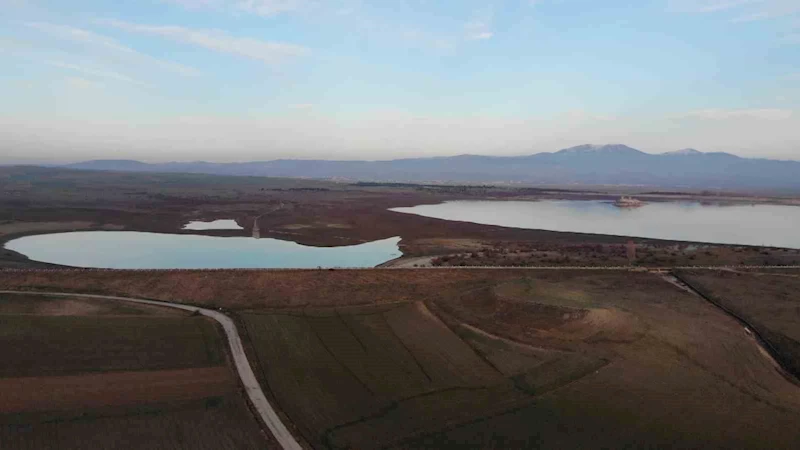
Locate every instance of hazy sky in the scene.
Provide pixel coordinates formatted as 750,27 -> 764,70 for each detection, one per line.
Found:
1,0 -> 799,163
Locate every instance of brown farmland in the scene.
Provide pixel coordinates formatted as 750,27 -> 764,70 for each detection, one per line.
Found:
0,268 -> 527,309
0,313 -> 225,377
0,398 -> 266,450
173,269 -> 800,450
0,292 -> 187,316
0,293 -> 269,449
242,302 -> 536,449
419,270 -> 800,449
676,269 -> 800,379
3,270 -> 800,448
0,367 -> 232,414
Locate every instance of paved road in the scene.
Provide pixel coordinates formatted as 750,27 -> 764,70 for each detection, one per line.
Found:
0,290 -> 303,450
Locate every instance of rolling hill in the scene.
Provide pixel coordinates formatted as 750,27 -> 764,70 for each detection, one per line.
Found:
61,144 -> 800,190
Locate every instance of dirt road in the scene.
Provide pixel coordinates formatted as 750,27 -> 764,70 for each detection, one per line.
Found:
4,265 -> 800,274
0,290 -> 303,450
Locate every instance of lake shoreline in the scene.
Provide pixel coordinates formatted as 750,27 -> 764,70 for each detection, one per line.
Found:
392,199 -> 800,250
5,231 -> 403,270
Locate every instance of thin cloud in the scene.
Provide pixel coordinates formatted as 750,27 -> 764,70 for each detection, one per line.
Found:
670,0 -> 762,14
464,6 -> 495,41
732,8 -> 800,23
672,0 -> 800,49
163,0 -> 218,9
64,76 -> 101,90
236,0 -> 305,16
399,28 -> 457,51
678,108 -> 794,120
97,19 -> 309,64
672,0 -> 800,21
163,0 -> 306,17
731,12 -> 772,22
25,22 -> 200,76
44,60 -> 149,86
470,31 -> 494,40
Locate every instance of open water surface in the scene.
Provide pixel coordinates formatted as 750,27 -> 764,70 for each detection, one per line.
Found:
391,200 -> 800,249
5,232 -> 402,269
182,219 -> 243,230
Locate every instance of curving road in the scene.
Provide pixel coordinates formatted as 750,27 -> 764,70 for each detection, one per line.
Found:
0,290 -> 303,450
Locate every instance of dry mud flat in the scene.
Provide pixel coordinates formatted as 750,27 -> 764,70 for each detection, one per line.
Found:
0,294 -> 268,450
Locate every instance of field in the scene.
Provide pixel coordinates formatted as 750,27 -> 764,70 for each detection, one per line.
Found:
173,269 -> 800,450
676,269 -> 800,379
418,271 -> 800,448
0,269 -> 527,309
0,314 -> 224,378
242,303 -> 537,449
0,367 -> 231,413
3,268 -> 800,448
0,293 -> 268,449
428,241 -> 800,267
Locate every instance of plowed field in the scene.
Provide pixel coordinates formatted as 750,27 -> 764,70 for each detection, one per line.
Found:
0,294 -> 269,449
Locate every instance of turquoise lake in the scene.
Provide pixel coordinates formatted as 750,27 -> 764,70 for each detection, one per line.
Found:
5,232 -> 402,269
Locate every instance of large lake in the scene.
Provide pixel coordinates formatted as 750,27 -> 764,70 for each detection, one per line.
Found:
5,232 -> 402,269
391,200 -> 800,249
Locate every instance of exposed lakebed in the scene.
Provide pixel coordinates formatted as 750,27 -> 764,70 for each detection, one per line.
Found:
5,232 -> 402,269
391,200 -> 800,249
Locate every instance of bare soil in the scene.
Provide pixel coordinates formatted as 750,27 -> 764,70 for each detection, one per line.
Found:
0,289 -> 271,449
676,269 -> 800,379
0,314 -> 225,377
0,221 -> 95,235
0,397 -> 268,450
0,367 -> 233,414
0,293 -> 187,316
176,269 -> 800,449
0,269 -> 525,309
418,271 -> 800,449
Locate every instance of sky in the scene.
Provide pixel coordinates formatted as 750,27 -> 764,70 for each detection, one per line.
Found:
1,0 -> 799,163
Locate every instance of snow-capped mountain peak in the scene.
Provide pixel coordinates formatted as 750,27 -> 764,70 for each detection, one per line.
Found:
663,148 -> 703,156
556,144 -> 645,155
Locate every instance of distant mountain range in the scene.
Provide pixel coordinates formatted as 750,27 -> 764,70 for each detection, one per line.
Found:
60,144 -> 800,190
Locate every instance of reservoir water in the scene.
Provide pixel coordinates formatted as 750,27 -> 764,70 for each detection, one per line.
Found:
5,232 -> 402,269
182,219 -> 243,230
391,200 -> 800,249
